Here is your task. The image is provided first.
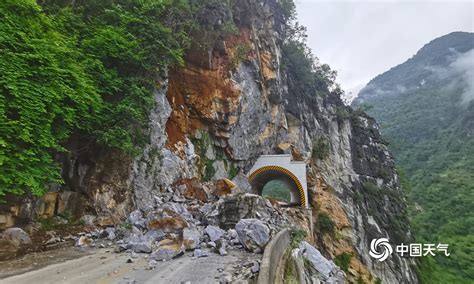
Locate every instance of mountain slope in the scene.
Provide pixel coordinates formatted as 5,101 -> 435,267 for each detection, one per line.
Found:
354,31 -> 474,283
0,1 -> 418,282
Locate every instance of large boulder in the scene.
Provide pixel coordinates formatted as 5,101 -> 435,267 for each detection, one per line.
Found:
161,202 -> 193,221
205,225 -> 225,242
235,219 -> 270,253
203,193 -> 282,229
178,178 -> 208,202
2,227 -> 32,247
143,229 -> 165,242
128,210 -> 145,228
299,241 -> 345,282
146,216 -> 188,232
144,202 -> 193,232
183,227 -> 201,250
212,179 -> 238,197
124,232 -> 158,253
231,173 -> 252,193
150,238 -> 184,261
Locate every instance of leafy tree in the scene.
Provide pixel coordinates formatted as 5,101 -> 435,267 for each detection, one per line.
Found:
0,0 -> 192,199
280,0 -> 340,99
0,0 -> 100,197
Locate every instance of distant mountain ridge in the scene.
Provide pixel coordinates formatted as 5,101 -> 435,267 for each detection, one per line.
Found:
357,31 -> 474,101
354,32 -> 474,283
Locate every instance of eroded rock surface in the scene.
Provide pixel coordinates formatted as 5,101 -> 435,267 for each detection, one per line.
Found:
235,219 -> 270,253
0,0 -> 417,282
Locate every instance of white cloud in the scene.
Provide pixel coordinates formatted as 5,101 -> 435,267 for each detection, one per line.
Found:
295,0 -> 474,97
450,49 -> 474,103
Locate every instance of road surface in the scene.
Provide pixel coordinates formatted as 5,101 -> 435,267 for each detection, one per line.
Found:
0,246 -> 259,284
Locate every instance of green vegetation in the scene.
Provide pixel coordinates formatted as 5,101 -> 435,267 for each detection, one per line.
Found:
39,213 -> 83,231
283,229 -> 307,283
364,84 -> 473,282
204,159 -> 216,181
356,274 -> 365,284
290,229 -> 307,248
283,252 -> 299,284
312,137 -> 330,160
0,0 -> 193,199
189,0 -> 238,51
229,43 -> 250,70
333,252 -> 353,272
335,106 -> 351,121
192,132 -> 216,181
261,180 -> 292,203
0,0 -> 343,205
356,32 -> 474,283
279,0 -> 341,99
317,212 -> 335,235
227,163 -> 238,179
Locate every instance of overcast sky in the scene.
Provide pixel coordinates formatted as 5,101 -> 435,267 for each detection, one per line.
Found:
295,0 -> 474,100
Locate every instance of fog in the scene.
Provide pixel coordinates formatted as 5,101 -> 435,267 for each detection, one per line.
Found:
450,49 -> 474,103
295,0 -> 474,100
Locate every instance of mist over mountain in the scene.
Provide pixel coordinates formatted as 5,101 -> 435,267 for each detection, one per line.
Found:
354,31 -> 474,282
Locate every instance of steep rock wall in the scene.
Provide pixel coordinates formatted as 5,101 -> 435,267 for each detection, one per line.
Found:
0,1 -> 417,282
126,1 -> 417,283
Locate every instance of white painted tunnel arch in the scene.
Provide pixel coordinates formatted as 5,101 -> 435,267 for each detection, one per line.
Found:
248,154 -> 309,208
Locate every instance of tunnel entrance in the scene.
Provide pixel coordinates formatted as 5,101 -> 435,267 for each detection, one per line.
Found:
249,165 -> 305,207
261,180 -> 292,203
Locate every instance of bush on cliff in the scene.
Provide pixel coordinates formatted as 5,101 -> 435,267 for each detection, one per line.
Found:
0,0 -> 191,198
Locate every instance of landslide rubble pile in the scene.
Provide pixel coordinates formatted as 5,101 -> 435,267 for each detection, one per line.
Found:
55,182 -> 299,282
106,191 -> 292,259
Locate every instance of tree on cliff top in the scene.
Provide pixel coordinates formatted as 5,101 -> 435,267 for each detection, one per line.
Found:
279,0 -> 341,99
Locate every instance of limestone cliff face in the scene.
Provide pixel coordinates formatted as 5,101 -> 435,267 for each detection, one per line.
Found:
127,1 -> 417,283
0,0 -> 416,282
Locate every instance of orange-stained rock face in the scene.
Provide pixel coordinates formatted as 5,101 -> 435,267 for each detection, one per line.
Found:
175,178 -> 208,202
314,178 -> 351,230
165,29 -> 255,153
147,216 -> 189,232
157,237 -> 184,251
212,179 -> 238,197
312,177 -> 373,283
259,51 -> 277,81
38,192 -> 58,219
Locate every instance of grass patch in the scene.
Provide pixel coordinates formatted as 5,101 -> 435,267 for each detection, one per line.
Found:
312,137 -> 330,160
39,213 -> 83,231
204,159 -> 216,181
290,229 -> 307,248
283,251 -> 299,284
317,212 -> 336,234
229,43 -> 250,70
227,163 -> 238,179
333,252 -> 353,272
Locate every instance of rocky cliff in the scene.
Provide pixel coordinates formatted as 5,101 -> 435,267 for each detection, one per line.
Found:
0,1 -> 417,283
354,32 -> 474,282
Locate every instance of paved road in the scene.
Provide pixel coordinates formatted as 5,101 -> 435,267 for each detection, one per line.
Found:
0,247 -> 259,284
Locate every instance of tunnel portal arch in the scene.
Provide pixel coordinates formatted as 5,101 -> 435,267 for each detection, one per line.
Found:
248,155 -> 308,208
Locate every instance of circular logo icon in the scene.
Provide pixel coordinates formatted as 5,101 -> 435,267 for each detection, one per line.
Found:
369,238 -> 393,262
